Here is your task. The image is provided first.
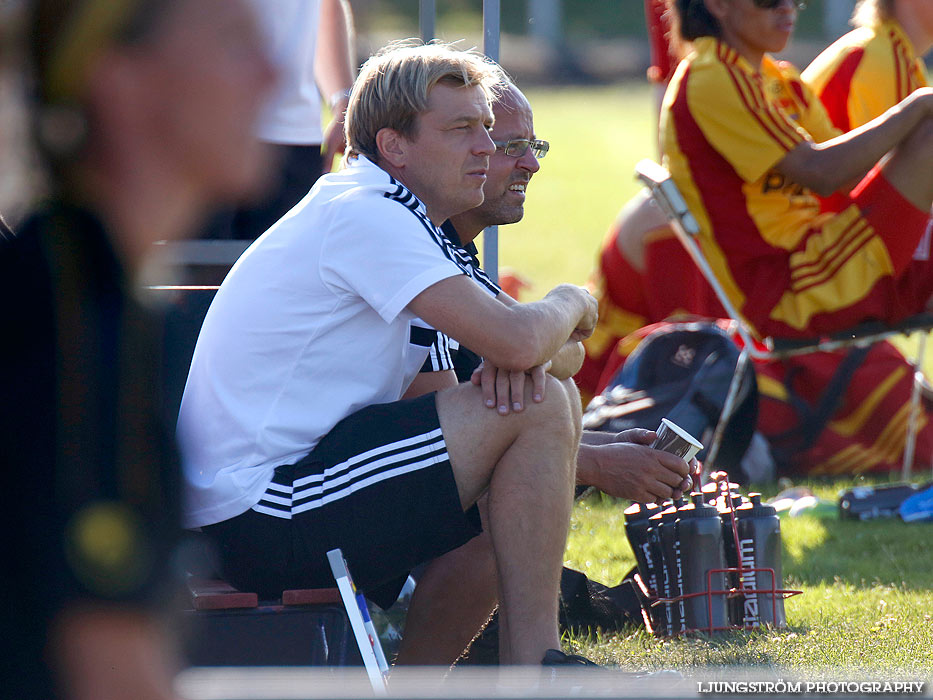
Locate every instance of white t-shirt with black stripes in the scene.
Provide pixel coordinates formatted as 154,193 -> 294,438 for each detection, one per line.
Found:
178,156 -> 493,528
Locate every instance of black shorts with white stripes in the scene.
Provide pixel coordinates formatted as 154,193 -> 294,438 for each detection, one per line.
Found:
202,392 -> 482,606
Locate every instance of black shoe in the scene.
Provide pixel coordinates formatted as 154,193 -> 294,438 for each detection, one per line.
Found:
541,648 -> 600,667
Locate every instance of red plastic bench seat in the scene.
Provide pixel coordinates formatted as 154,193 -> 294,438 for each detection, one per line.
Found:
187,578 -> 258,611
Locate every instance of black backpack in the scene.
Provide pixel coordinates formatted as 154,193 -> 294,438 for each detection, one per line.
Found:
582,321 -> 758,473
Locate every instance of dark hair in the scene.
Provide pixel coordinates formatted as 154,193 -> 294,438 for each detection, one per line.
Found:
28,0 -> 174,176
30,0 -> 172,106
672,0 -> 722,41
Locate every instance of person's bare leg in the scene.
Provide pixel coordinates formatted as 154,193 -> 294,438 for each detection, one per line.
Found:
394,498 -> 498,666
496,566 -> 512,665
879,119 -> 933,210
427,374 -> 581,665
612,188 -> 670,273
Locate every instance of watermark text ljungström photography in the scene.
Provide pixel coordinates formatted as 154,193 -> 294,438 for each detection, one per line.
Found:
696,680 -> 926,695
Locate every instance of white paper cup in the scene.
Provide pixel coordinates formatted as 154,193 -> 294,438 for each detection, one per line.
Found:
651,418 -> 703,462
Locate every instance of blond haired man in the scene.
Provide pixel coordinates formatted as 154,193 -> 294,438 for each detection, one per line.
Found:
178,41 -> 598,666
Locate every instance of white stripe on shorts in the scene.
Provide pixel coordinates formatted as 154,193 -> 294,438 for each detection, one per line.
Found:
252,428 -> 448,519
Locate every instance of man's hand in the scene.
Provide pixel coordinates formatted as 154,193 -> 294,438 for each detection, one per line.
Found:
471,361 -> 550,415
590,442 -> 692,503
579,428 -> 699,503
321,97 -> 349,170
545,284 -> 598,343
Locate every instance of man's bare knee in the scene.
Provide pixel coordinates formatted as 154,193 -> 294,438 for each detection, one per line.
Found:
548,376 -> 582,443
438,378 -> 577,506
526,374 -> 579,437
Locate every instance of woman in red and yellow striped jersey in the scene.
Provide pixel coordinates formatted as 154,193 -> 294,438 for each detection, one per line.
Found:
662,0 -> 933,341
753,0 -> 933,476
660,0 -> 933,475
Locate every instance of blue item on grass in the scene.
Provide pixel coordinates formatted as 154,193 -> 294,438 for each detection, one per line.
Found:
900,484 -> 933,522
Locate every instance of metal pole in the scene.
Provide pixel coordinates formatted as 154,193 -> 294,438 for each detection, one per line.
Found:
902,333 -> 927,480
482,0 -> 501,283
419,0 -> 436,43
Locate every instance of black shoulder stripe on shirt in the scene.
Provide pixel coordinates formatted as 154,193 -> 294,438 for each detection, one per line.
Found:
410,325 -> 439,347
383,178 -> 501,296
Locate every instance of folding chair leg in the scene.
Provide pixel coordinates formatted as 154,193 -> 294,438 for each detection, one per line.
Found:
901,334 -> 927,481
327,549 -> 389,694
703,345 -> 751,482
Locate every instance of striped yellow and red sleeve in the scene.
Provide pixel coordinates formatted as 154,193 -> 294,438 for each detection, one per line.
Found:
802,20 -> 929,132
768,58 -> 842,143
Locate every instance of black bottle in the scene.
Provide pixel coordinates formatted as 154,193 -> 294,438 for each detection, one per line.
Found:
659,498 -> 686,635
700,480 -> 740,505
718,491 -> 746,618
647,502 -> 677,635
718,492 -> 746,571
677,493 -> 729,633
732,493 -> 786,628
624,503 -> 660,592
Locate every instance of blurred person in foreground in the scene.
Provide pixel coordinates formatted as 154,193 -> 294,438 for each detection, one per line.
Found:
393,81 -> 695,666
0,1 -> 275,698
178,40 -> 605,667
204,0 -> 356,242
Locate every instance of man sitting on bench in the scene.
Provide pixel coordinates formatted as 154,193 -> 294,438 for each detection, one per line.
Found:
390,80 -> 696,666
178,40 -> 598,666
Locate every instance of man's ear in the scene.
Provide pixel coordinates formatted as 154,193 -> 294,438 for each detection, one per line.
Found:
375,127 -> 407,169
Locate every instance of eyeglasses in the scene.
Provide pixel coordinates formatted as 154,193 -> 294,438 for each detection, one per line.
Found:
753,0 -> 807,9
492,138 -> 549,159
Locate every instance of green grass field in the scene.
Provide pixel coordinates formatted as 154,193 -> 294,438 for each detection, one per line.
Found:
565,483 -> 933,675
498,84 -> 933,677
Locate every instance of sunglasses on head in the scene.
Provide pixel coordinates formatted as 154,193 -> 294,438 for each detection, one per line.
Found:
753,0 -> 807,9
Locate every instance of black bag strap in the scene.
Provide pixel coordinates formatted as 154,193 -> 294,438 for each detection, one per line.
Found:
770,345 -> 871,460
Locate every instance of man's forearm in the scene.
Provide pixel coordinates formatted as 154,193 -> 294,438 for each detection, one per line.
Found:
779,89 -> 933,196
408,278 -> 596,373
575,441 -> 602,486
573,431 -> 693,502
314,0 -> 355,100
506,284 -> 596,369
580,429 -> 619,446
